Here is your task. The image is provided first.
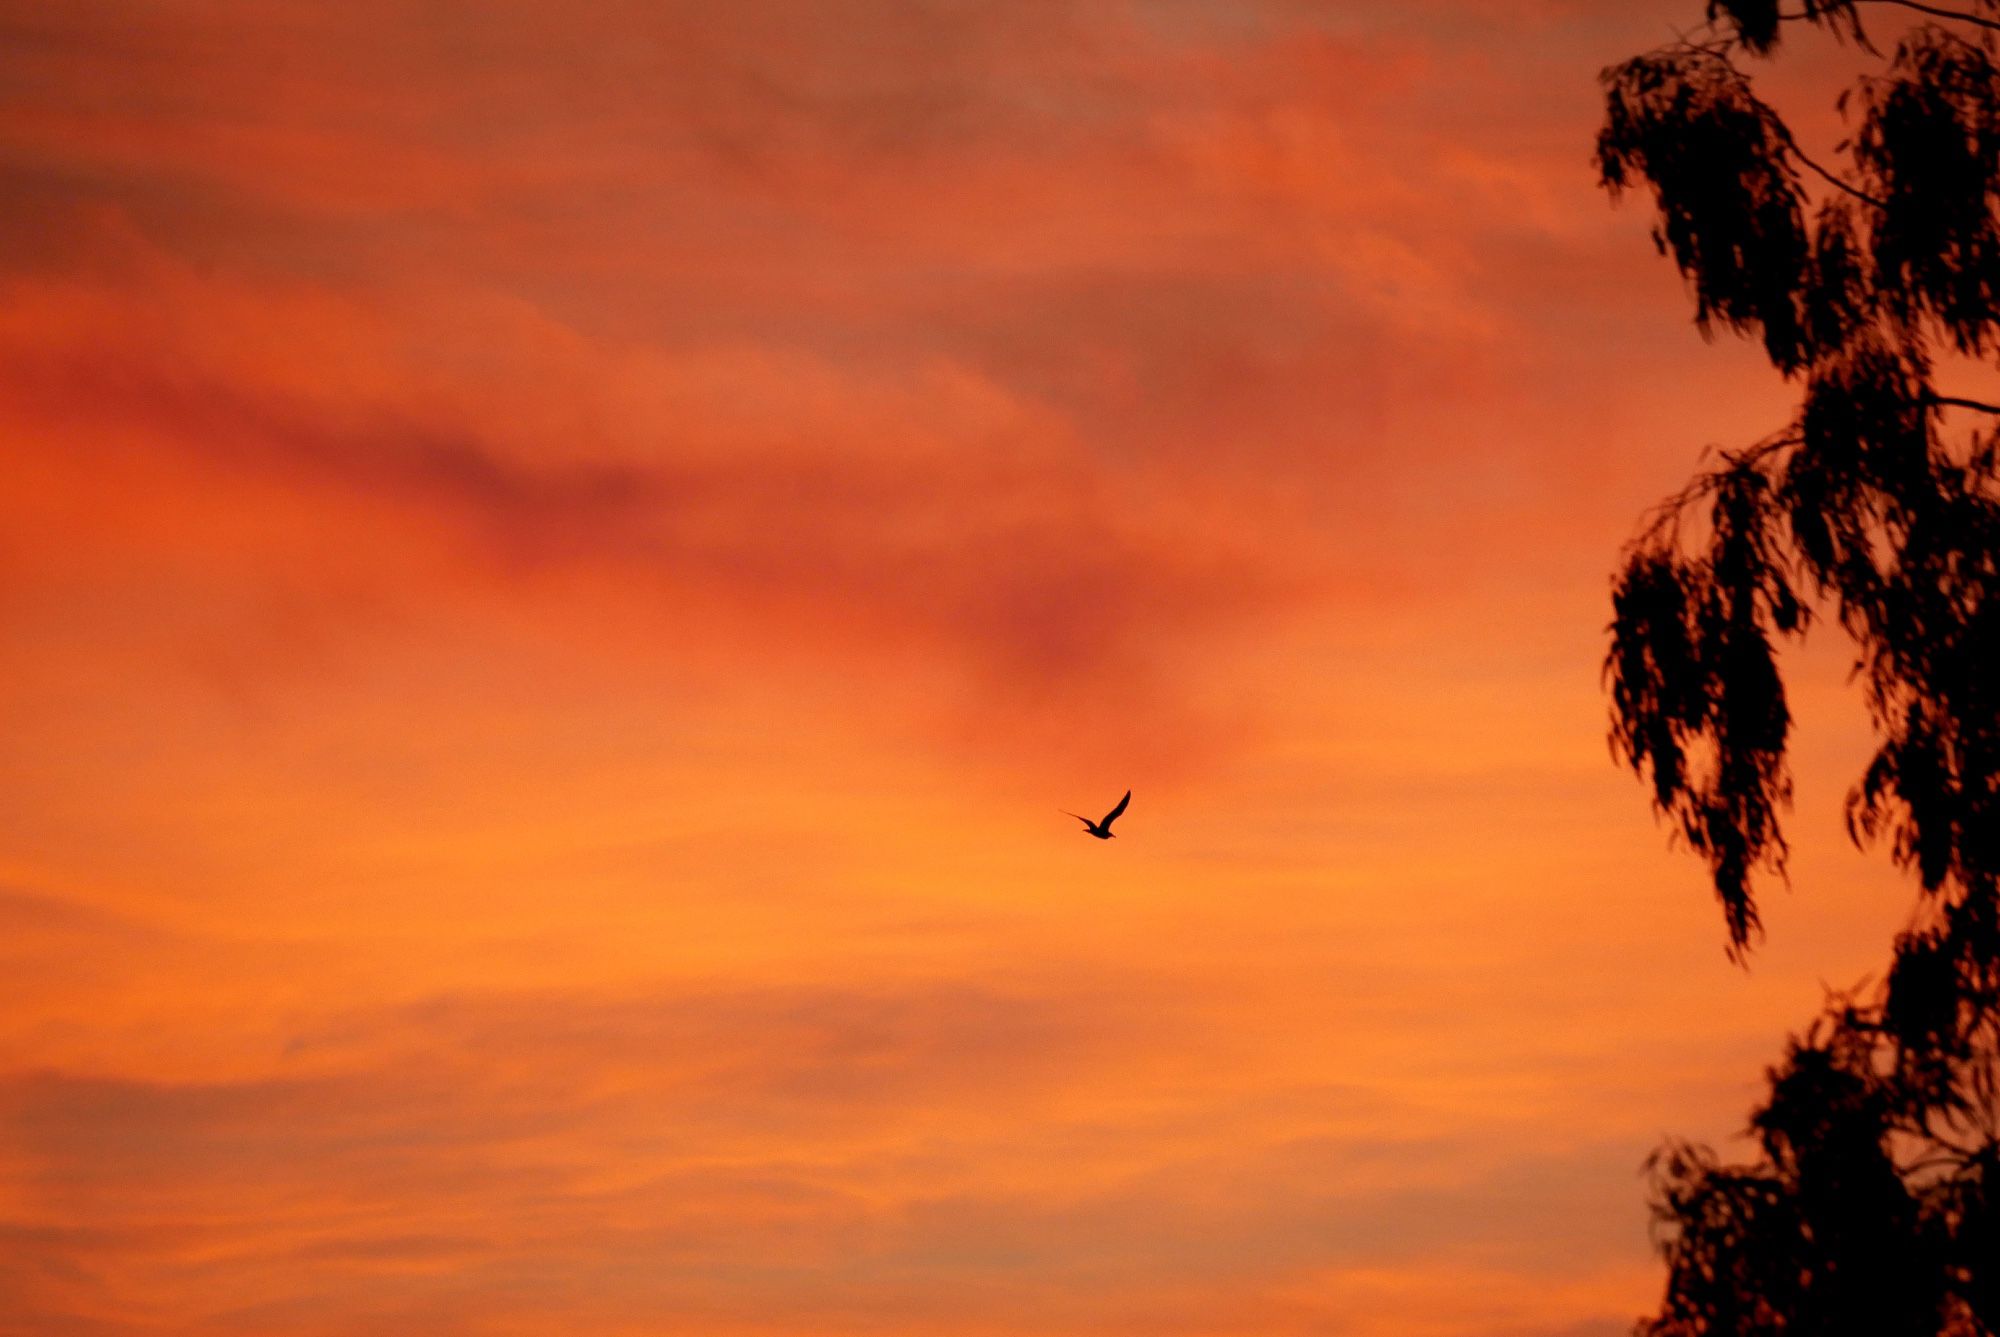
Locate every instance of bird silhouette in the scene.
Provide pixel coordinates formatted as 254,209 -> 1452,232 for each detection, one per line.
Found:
1062,789 -> 1130,839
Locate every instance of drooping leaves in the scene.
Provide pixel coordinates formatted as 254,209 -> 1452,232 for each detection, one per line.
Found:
1609,459 -> 1800,953
1853,28 -> 2000,353
1598,49 -> 1812,370
1801,334 -> 1933,509
1602,11 -> 2000,964
1803,197 -> 1878,350
1602,7 -> 2000,1332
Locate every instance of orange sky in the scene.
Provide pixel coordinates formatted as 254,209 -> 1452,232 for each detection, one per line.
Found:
0,4 -> 1925,1334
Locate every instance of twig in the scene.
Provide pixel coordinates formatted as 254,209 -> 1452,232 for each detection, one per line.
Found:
1778,0 -> 2000,31
1924,391 -> 2000,414
1772,122 -> 1889,207
1627,431 -> 1802,551
1862,0 -> 2000,33
1677,41 -> 1890,206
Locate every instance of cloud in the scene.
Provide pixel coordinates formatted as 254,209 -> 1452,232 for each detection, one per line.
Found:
2,971 -> 1660,1336
0,973 -> 1162,1327
0,261 -> 1290,766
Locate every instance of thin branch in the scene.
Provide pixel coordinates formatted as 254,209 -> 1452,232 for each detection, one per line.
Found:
1779,0 -> 2000,31
1923,391 -> 2000,414
1627,431 -> 1802,552
1773,123 -> 1889,208
1682,41 -> 1889,206
1861,0 -> 2000,33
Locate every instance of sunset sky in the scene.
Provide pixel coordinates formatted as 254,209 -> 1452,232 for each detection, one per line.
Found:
0,3 -> 1927,1334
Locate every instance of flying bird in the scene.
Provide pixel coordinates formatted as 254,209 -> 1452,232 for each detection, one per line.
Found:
1062,789 -> 1131,840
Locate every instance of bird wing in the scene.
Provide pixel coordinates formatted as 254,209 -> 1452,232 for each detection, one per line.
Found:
1059,810 -> 1094,828
1099,789 -> 1132,829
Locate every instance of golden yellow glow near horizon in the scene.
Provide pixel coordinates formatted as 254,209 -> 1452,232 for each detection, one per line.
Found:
1,4 -> 1915,1334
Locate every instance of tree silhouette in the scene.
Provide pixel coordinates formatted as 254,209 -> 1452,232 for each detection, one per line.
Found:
1597,3 -> 2000,1332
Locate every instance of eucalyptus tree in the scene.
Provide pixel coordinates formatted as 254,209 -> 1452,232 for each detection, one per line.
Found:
1596,2 -> 2000,1330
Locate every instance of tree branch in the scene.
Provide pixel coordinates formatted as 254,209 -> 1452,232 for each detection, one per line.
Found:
1923,391 -> 2000,414
1690,43 -> 1888,206
1781,133 -> 1888,208
1860,0 -> 2000,33
1627,430 -> 1803,551
1779,0 -> 2000,31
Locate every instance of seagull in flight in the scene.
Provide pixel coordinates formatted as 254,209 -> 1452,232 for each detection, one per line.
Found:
1062,789 -> 1131,840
